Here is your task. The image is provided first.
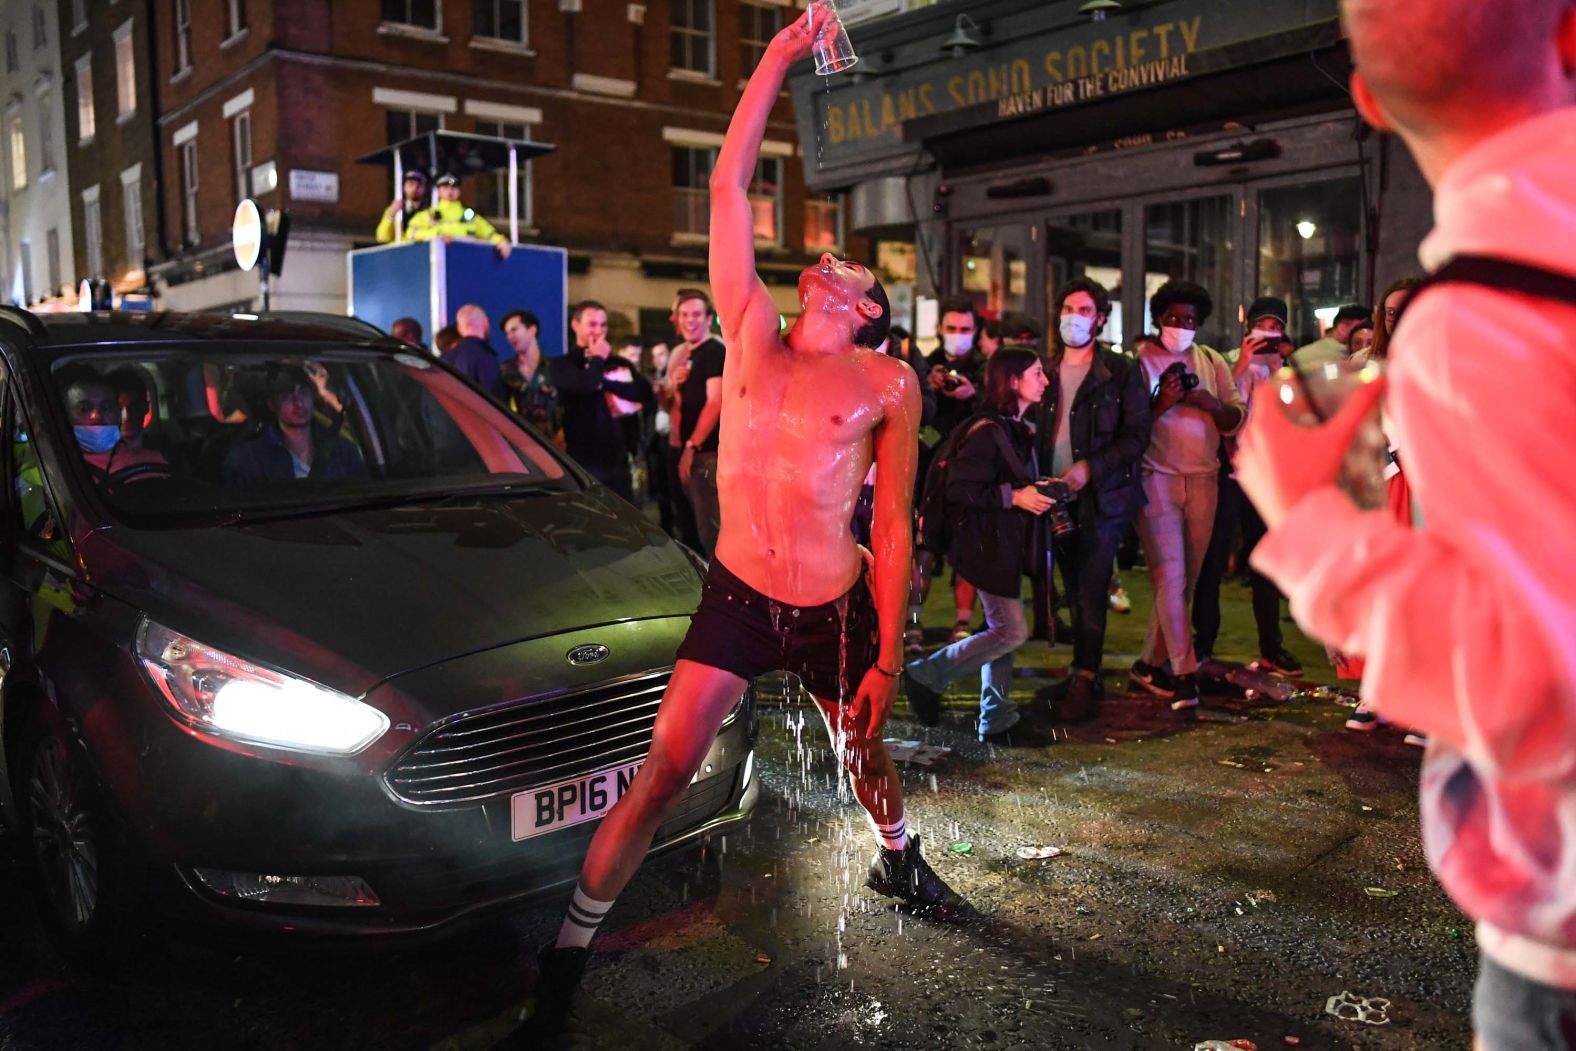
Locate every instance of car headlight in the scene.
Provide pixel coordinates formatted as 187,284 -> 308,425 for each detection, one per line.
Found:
136,618 -> 389,756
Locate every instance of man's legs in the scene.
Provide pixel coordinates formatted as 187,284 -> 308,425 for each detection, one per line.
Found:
810,697 -> 907,845
1237,497 -> 1287,656
564,661 -> 747,940
683,451 -> 722,558
1136,472 -> 1187,670
1060,518 -> 1125,675
664,446 -> 703,551
1192,472 -> 1240,661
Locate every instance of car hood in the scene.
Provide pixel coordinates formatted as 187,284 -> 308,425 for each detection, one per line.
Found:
81,488 -> 701,696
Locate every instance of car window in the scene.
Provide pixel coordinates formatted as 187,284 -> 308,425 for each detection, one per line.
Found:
48,347 -> 571,527
8,392 -> 67,552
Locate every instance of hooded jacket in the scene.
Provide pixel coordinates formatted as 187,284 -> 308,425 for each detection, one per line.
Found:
1253,105 -> 1576,990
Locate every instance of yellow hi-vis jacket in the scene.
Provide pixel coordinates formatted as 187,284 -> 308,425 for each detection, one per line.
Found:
404,200 -> 506,247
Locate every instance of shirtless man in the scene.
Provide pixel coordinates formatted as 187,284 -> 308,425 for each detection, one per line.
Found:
512,8 -> 963,1041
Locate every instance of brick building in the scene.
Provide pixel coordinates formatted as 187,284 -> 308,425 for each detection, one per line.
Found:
149,0 -> 854,337
0,0 -> 76,307
56,0 -> 162,300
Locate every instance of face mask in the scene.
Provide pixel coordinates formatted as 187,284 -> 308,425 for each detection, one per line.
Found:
941,332 -> 974,357
74,424 -> 120,454
1160,326 -> 1195,354
1059,315 -> 1095,348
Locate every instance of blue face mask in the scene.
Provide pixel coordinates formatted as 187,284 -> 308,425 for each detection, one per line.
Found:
74,424 -> 120,454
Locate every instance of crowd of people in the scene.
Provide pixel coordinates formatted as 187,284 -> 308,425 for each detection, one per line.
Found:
388,274 -> 1423,750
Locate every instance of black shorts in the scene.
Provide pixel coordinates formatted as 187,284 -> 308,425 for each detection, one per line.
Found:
675,559 -> 880,703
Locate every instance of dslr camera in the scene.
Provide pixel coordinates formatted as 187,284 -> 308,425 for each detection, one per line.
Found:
1159,360 -> 1200,393
1035,478 -> 1078,537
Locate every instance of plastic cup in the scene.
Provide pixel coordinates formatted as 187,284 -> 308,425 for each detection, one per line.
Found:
1271,357 -> 1388,510
811,1 -> 859,75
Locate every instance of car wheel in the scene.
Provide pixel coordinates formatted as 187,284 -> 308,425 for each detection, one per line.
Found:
18,721 -> 140,968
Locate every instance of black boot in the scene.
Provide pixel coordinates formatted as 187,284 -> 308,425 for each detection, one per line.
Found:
498,943 -> 589,1049
903,672 -> 942,727
866,833 -> 973,921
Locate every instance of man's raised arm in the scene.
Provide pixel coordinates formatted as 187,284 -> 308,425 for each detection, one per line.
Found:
709,7 -> 831,342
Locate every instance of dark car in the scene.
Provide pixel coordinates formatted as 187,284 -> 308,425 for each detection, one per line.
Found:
0,308 -> 756,959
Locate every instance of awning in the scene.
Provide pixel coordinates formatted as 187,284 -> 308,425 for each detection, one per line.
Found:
355,130 -> 556,179
904,20 -> 1350,172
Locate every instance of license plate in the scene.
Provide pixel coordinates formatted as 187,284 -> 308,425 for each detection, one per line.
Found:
510,760 -> 643,842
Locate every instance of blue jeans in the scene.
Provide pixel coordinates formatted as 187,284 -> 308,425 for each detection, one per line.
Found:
904,588 -> 1028,738
1475,956 -> 1576,1050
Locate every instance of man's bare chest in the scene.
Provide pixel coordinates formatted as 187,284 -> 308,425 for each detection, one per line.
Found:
727,360 -> 883,449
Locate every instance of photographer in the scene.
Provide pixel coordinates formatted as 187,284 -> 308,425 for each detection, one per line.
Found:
903,348 -> 1056,746
1192,296 -> 1302,677
1034,278 -> 1152,721
923,297 -> 988,643
1129,281 -> 1245,712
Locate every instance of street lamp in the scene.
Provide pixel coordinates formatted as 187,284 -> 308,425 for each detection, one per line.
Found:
939,14 -> 983,57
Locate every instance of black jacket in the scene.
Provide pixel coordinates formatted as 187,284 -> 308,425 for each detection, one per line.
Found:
945,411 -> 1040,598
551,350 -> 655,474
923,346 -> 986,437
1034,347 -> 1150,525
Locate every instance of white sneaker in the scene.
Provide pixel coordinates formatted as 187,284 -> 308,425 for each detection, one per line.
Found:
1345,699 -> 1380,732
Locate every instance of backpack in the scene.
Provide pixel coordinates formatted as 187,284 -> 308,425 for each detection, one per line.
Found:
915,414 -> 1015,558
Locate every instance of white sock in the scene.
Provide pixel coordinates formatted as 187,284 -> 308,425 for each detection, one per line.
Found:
869,813 -> 908,852
556,884 -> 613,949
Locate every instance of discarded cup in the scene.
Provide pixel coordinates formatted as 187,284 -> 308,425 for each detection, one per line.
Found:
1016,845 -> 1064,860
810,0 -> 859,75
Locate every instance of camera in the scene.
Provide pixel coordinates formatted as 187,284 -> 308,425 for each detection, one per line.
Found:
1160,360 -> 1200,392
1035,478 -> 1078,537
941,370 -> 964,393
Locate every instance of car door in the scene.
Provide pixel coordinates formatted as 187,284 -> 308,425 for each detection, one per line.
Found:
0,380 -> 80,827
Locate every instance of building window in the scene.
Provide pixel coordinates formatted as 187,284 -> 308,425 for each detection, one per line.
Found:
474,0 -> 525,43
122,167 -> 144,270
226,0 -> 247,38
71,0 -> 86,33
232,110 -> 253,203
46,228 -> 60,293
671,145 -> 714,237
748,158 -> 781,244
739,2 -> 779,74
115,22 -> 136,117
8,113 -> 26,191
805,195 -> 843,252
385,108 -> 442,145
382,0 -> 440,30
670,0 -> 714,77
19,240 -> 32,303
5,31 -> 17,74
32,4 -> 46,50
75,56 -> 95,142
473,120 -> 533,228
83,191 -> 102,278
179,139 -> 199,245
37,92 -> 54,175
174,0 -> 191,74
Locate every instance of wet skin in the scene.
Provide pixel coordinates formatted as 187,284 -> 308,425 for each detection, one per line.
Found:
569,4 -> 920,911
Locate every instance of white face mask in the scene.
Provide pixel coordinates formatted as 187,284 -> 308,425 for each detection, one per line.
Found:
1059,314 -> 1095,348
1160,326 -> 1195,354
941,332 -> 974,357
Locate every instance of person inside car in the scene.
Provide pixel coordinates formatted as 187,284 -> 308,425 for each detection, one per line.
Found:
57,364 -> 169,479
222,367 -> 367,487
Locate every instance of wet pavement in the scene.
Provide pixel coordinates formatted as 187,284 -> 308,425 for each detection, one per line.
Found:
0,573 -> 1475,1049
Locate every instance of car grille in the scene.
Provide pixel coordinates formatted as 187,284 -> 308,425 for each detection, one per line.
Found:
385,672 -> 671,807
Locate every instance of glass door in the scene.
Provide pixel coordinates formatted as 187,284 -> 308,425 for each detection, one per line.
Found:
1255,175 -> 1364,347
958,223 -> 1035,320
1044,208 -> 1125,345
1142,193 -> 1238,354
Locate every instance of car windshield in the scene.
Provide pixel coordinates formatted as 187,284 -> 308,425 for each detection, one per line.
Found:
48,345 -> 570,526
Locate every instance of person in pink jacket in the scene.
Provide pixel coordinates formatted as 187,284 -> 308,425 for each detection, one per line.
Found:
1237,1 -> 1576,1046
